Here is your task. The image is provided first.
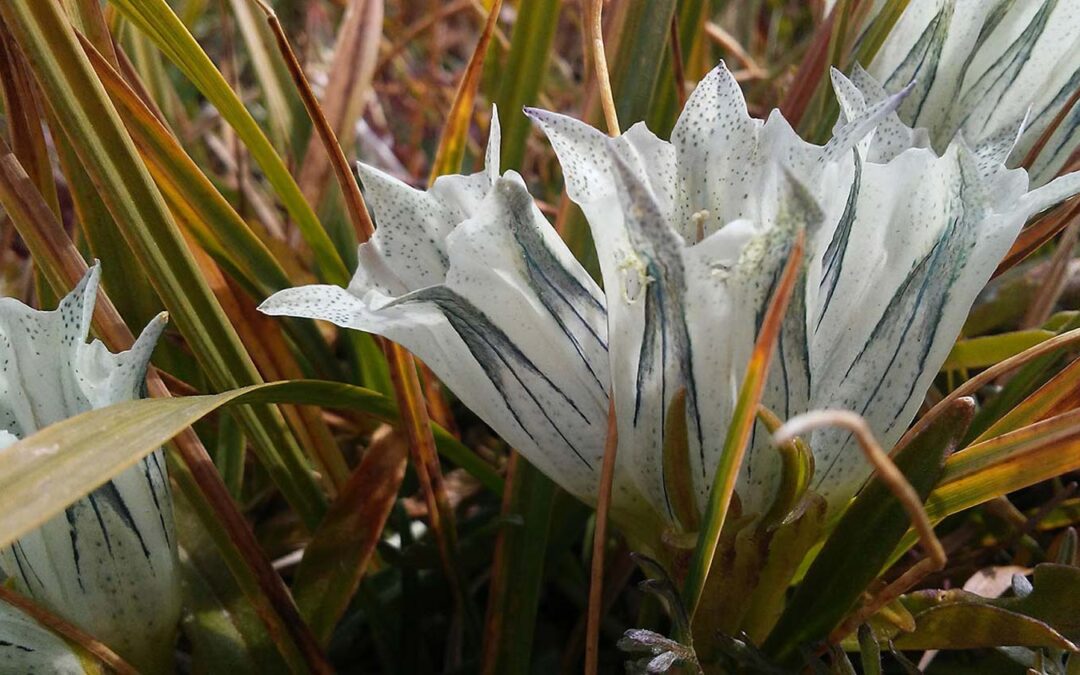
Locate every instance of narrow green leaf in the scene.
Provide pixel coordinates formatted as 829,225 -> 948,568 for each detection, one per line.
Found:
645,0 -> 707,137
224,0 -> 299,153
609,0 -> 678,127
214,413 -> 246,501
762,398 -> 975,663
943,330 -> 1056,372
493,0 -> 561,169
79,39 -> 336,376
175,487 -> 291,675
480,456 -> 557,675
0,378 -> 496,551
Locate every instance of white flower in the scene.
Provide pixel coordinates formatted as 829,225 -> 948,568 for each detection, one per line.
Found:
0,266 -> 180,674
862,0 -> 1080,185
528,62 -> 1080,526
0,602 -> 84,674
259,110 -> 626,515
262,65 -> 1080,544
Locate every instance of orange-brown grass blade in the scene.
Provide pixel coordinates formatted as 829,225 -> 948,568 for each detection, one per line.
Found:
585,399 -> 619,675
976,355 -> 1080,442
779,8 -> 836,129
294,0 -> 383,212
428,0 -> 503,182
582,5 -> 623,667
0,23 -> 59,216
684,228 -> 806,619
252,0 -> 375,241
293,425 -> 409,645
1023,85 -> 1080,171
0,584 -> 138,675
994,197 -> 1080,278
896,326 -> 1080,454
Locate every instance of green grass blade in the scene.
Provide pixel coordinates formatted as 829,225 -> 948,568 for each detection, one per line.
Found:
106,0 -> 350,285
224,0 -> 300,153
0,378 -> 493,551
609,0 -> 678,127
480,456 -> 558,675
1,0 -> 329,527
493,0 -> 561,169
79,39 -> 336,376
646,0 -> 707,137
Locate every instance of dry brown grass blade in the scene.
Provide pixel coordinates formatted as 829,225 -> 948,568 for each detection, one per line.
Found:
295,0 -> 383,211
585,399 -> 619,675
582,6 -> 624,666
1023,85 -> 1080,171
703,21 -> 766,78
421,362 -> 460,437
294,425 -> 409,644
376,0 -> 473,72
994,197 -> 1080,278
0,23 -> 59,216
776,411 -> 946,571
778,8 -> 836,128
255,0 -> 374,239
428,0 -> 502,181
1022,219 -> 1080,328
479,450 -> 520,675
0,142 -> 334,675
586,0 -> 620,135
62,0 -> 118,66
0,584 -> 138,675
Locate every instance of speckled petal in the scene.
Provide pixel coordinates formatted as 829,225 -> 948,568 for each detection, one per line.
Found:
802,141 -> 1034,508
0,602 -> 86,674
0,265 -> 179,674
867,0 -> 1080,185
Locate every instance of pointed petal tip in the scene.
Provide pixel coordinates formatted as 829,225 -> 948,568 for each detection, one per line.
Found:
132,310 -> 169,356
897,77 -> 917,99
491,173 -> 535,213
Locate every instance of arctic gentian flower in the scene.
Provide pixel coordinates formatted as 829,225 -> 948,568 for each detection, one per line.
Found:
529,62 -> 1080,526
262,66 -> 1080,546
0,602 -> 84,674
0,266 -> 180,674
862,0 -> 1080,184
258,111 -> 629,516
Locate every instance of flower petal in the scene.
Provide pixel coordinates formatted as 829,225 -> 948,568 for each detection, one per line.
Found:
0,602 -> 85,674
0,265 -> 179,673
803,142 -> 1030,506
868,0 -> 1080,183
262,176 -> 616,507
